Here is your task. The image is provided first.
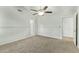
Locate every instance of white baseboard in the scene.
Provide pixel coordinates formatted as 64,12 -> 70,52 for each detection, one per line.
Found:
0,34 -> 34,45
37,34 -> 62,40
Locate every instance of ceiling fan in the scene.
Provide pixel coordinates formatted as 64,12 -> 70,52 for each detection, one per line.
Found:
31,6 -> 52,16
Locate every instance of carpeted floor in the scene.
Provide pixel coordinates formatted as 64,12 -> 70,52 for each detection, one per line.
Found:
0,35 -> 79,53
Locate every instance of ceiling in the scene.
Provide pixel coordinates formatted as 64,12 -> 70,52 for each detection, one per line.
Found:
15,6 -> 77,16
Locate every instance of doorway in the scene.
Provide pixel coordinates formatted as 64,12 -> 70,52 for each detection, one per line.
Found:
62,17 -> 74,42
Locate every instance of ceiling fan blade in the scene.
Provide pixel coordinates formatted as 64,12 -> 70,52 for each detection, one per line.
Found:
32,13 -> 38,15
45,11 -> 52,13
17,9 -> 23,12
31,9 -> 38,12
43,6 -> 48,10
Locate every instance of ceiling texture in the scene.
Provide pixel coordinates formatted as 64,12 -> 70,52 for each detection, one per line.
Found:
15,6 -> 77,17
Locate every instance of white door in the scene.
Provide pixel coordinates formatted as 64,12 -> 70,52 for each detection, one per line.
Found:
62,17 -> 73,37
62,17 -> 74,42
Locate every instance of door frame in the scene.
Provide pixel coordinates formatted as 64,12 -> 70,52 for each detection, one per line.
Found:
62,16 -> 74,41
76,13 -> 78,46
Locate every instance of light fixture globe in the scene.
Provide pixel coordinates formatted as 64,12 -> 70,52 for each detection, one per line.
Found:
38,11 -> 44,15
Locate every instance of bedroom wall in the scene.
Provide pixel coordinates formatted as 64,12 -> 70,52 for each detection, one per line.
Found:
0,6 -> 32,45
37,14 -> 62,39
37,7 -> 63,39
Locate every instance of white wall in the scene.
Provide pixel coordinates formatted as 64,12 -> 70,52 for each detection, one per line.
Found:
0,6 -> 32,45
37,15 -> 62,39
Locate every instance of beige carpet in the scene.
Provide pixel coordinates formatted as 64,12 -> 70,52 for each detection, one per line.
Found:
0,35 -> 79,53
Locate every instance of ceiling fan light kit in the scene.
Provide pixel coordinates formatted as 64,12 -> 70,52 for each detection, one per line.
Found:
38,11 -> 44,15
31,6 -> 52,16
17,6 -> 52,16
